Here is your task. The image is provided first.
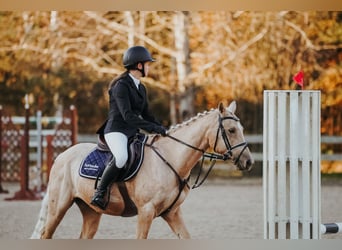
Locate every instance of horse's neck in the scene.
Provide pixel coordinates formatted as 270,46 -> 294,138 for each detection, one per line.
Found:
157,111 -> 217,178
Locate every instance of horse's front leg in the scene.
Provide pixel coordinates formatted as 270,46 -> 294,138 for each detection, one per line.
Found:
162,207 -> 191,239
136,203 -> 155,239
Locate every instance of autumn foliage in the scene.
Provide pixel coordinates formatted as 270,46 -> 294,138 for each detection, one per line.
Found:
0,11 -> 341,135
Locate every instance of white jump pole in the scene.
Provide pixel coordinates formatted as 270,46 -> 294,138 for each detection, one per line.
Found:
263,90 -> 321,239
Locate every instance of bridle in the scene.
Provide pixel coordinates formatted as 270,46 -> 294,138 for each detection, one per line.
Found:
166,114 -> 248,162
167,114 -> 248,187
213,115 -> 248,164
144,113 -> 249,215
148,113 -> 248,185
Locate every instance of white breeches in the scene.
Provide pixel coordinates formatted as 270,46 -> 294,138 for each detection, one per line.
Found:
104,132 -> 128,168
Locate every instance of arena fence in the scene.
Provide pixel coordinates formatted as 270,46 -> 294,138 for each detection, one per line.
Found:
0,102 -> 77,200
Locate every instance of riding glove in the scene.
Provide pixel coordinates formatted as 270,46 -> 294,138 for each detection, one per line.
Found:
154,125 -> 167,136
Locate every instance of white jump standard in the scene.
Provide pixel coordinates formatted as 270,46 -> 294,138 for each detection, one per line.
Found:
263,90 -> 342,239
263,90 -> 321,239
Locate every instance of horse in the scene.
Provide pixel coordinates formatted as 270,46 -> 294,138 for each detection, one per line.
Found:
30,101 -> 254,239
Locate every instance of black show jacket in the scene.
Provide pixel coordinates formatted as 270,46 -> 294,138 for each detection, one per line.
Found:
98,73 -> 162,139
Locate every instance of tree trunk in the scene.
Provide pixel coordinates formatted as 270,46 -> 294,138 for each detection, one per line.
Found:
139,12 -> 146,45
50,11 -> 62,71
125,11 -> 135,46
172,11 -> 193,123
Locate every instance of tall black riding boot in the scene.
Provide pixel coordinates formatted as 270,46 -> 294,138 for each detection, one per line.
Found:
90,158 -> 121,210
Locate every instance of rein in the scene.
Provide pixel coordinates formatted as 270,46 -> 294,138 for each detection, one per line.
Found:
144,114 -> 248,216
165,134 -> 223,189
166,134 -> 228,161
166,115 -> 248,188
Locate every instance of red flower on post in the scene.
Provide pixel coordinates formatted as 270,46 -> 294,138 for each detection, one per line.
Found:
293,71 -> 304,90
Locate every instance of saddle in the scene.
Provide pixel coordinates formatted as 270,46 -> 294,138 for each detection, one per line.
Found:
79,133 -> 147,182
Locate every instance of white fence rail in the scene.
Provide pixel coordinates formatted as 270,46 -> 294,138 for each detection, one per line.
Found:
241,135 -> 342,162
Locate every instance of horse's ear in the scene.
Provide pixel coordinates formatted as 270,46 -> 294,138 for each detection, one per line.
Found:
227,101 -> 237,114
218,102 -> 225,114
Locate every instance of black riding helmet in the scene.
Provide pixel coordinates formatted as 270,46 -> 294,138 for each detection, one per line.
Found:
123,46 -> 156,76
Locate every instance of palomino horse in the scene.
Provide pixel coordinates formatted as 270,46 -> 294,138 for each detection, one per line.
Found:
30,101 -> 253,239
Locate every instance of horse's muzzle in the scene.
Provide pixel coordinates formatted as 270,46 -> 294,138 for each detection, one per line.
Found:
234,146 -> 254,171
245,158 -> 254,171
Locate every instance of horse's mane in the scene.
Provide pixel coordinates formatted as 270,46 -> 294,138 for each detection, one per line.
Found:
168,108 -> 217,133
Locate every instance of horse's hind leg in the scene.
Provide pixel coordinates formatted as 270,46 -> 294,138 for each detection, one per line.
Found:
162,207 -> 191,239
41,196 -> 74,238
41,177 -> 75,238
75,199 -> 102,239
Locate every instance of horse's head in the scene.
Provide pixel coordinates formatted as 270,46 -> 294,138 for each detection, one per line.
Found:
209,101 -> 254,171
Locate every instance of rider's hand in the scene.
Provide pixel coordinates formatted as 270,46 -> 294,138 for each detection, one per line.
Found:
154,126 -> 167,136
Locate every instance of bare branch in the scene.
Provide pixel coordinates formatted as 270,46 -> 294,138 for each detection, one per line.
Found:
0,44 -> 51,55
285,20 -> 342,50
84,11 -> 176,56
190,27 -> 268,78
225,28 -> 268,62
65,53 -> 169,91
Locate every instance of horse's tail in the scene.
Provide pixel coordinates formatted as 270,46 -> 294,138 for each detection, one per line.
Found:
30,189 -> 49,239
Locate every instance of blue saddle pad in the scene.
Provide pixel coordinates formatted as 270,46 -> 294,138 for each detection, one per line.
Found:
79,134 -> 147,182
79,149 -> 111,180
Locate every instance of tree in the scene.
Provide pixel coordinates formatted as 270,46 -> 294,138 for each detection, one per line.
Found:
0,11 -> 341,134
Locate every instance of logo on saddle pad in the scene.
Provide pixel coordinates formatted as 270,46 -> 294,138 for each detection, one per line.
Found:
79,134 -> 147,182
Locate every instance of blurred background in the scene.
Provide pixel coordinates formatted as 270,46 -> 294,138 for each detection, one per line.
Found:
0,11 -> 341,177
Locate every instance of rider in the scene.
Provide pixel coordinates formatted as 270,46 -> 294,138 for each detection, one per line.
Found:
91,46 -> 167,210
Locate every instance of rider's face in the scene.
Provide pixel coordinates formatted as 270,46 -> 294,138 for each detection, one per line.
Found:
143,61 -> 151,77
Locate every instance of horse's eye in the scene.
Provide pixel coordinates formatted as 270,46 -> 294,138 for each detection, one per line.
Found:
228,128 -> 236,134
